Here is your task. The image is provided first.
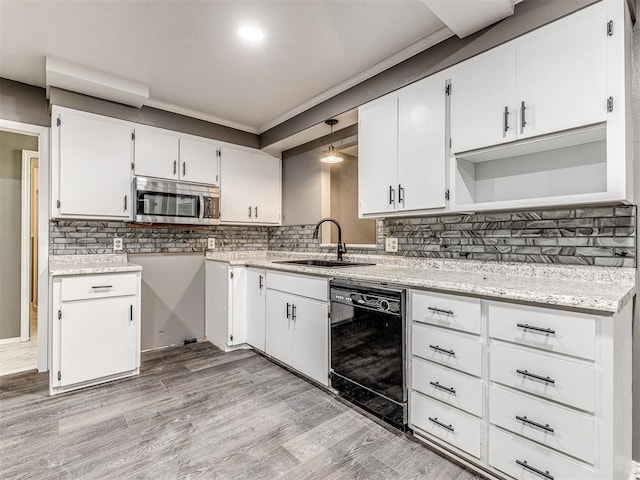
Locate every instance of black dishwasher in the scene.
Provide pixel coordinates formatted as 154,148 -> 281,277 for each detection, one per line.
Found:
329,280 -> 406,427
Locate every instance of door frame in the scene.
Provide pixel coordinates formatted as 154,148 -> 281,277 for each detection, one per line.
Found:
21,150 -> 38,342
0,119 -> 49,372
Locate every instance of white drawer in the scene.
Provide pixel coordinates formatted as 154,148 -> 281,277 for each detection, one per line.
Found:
488,302 -> 596,360
411,290 -> 481,335
412,323 -> 482,377
490,386 -> 595,463
490,341 -> 595,412
266,271 -> 328,301
412,356 -> 482,417
60,273 -> 138,302
489,426 -> 595,480
411,391 -> 482,459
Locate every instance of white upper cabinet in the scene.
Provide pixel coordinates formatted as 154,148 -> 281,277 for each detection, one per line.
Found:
516,3 -> 607,140
450,2 -> 608,153
449,45 -> 517,153
134,127 -> 220,186
359,72 -> 447,217
220,147 -> 281,225
52,107 -> 133,220
134,128 -> 179,180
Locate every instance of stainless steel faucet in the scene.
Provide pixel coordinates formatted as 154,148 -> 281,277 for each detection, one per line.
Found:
312,218 -> 346,262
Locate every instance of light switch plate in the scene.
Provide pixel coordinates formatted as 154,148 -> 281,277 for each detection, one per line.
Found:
385,237 -> 398,253
207,238 -> 216,249
113,237 -> 123,251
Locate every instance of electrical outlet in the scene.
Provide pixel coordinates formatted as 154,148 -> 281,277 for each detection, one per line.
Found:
207,238 -> 216,250
385,237 -> 398,253
113,237 -> 123,251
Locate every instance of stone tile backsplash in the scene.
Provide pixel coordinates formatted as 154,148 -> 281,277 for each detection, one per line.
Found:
51,205 -> 636,267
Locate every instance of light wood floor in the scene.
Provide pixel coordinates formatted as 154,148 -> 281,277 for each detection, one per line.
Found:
0,342 -> 482,479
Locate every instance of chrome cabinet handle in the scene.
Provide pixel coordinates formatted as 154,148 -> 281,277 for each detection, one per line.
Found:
520,101 -> 527,132
388,185 -> 395,205
254,206 -> 258,218
516,415 -> 554,433
428,417 -> 454,432
398,184 -> 404,205
516,369 -> 555,384
291,304 -> 297,321
123,195 -> 128,212
286,303 -> 291,319
516,459 -> 554,480
503,106 -> 510,134
91,285 -> 113,289
430,381 -> 456,395
173,160 -> 177,175
182,161 -> 186,177
259,275 -> 264,289
429,345 -> 455,357
428,306 -> 454,316
517,323 -> 556,335
248,206 -> 252,218
129,305 -> 133,324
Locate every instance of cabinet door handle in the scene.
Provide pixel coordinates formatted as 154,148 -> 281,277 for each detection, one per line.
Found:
91,285 -> 113,289
123,195 -> 128,212
428,417 -> 454,432
388,185 -> 395,205
129,305 -> 133,323
429,344 -> 455,356
248,206 -> 252,218
503,106 -> 510,134
516,460 -> 554,480
520,101 -> 527,132
182,162 -> 186,177
516,369 -> 555,385
517,323 -> 555,335
398,184 -> 404,206
259,275 -> 264,289
516,415 -> 554,433
428,306 -> 454,316
254,206 -> 258,218
173,160 -> 177,176
286,303 -> 291,319
291,304 -> 297,321
430,381 -> 456,395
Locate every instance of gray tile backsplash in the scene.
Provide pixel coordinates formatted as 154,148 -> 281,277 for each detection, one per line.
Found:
51,205 -> 636,267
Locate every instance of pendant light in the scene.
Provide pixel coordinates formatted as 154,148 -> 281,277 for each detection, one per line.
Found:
321,119 -> 343,164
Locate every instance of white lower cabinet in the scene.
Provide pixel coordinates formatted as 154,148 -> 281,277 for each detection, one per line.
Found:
51,272 -> 141,395
265,271 -> 328,386
245,268 -> 266,351
408,289 -> 632,480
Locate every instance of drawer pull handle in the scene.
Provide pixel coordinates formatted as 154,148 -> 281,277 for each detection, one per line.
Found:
428,416 -> 454,432
430,381 -> 456,395
91,285 -> 113,289
516,415 -> 554,433
516,459 -> 554,480
286,303 -> 291,319
429,345 -> 456,356
516,369 -> 555,385
428,306 -> 454,316
517,323 -> 556,335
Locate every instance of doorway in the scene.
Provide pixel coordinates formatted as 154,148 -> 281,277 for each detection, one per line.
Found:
0,133 -> 39,375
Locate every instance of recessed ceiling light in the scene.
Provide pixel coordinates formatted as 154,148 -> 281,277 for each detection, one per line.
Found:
239,25 -> 265,43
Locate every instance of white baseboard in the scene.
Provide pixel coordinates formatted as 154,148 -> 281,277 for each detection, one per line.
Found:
630,460 -> 640,480
0,336 -> 21,346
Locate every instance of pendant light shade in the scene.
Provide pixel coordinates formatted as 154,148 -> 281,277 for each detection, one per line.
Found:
321,119 -> 343,164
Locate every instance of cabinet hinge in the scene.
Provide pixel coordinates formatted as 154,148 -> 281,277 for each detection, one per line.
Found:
230,334 -> 233,342
230,271 -> 234,279
57,371 -> 61,381
216,174 -> 219,183
217,149 -> 221,157
131,132 -> 135,141
58,308 -> 62,320
607,96 -> 614,112
449,138 -> 452,149
445,190 -> 450,201
445,83 -> 451,96
56,200 -> 61,209
56,117 -> 61,127
607,20 -> 614,36
131,162 -> 135,171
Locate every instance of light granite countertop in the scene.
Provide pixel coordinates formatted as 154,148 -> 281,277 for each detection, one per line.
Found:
206,251 -> 636,314
49,254 -> 142,276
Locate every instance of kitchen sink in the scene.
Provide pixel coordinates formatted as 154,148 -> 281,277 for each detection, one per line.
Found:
273,259 -> 375,268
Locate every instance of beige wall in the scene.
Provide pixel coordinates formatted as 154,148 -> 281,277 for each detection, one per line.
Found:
0,131 -> 38,339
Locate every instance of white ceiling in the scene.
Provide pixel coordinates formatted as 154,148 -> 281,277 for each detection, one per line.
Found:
0,0 -> 452,133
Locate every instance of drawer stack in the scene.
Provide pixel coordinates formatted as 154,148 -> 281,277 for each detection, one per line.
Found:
409,291 -> 483,459
488,302 -> 597,479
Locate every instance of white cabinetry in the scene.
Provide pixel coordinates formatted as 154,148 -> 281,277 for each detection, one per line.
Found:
50,272 -> 141,395
205,262 -> 266,351
358,73 -> 447,217
220,148 -> 281,225
51,107 -> 133,220
134,127 -> 220,186
265,271 -> 328,386
408,289 -> 633,480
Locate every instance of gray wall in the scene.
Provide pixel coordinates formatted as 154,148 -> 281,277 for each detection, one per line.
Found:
632,4 -> 640,462
0,131 -> 38,339
129,253 -> 205,350
282,150 -> 325,226
0,78 -> 49,127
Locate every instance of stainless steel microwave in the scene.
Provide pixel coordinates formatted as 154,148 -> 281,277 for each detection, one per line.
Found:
134,177 -> 220,225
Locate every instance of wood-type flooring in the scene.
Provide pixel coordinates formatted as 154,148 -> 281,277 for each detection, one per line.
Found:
0,341 -> 481,479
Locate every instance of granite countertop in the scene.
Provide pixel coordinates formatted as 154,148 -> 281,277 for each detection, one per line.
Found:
206,251 -> 636,314
49,254 -> 143,276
